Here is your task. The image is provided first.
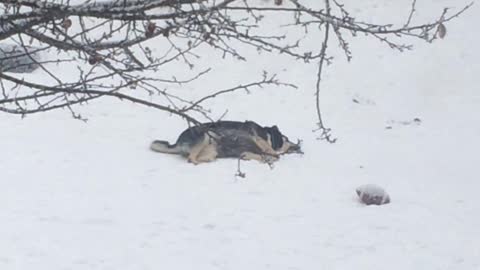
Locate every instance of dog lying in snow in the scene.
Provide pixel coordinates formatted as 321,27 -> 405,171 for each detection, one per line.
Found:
150,120 -> 302,164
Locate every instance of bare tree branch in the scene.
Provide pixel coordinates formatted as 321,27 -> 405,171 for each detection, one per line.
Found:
0,0 -> 472,137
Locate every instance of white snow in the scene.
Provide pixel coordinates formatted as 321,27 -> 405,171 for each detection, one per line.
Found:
1,0 -> 479,269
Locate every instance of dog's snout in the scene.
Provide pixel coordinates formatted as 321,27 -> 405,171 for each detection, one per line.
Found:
287,140 -> 303,154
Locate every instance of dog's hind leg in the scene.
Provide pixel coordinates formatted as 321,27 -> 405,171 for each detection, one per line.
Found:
196,143 -> 218,163
187,134 -> 210,165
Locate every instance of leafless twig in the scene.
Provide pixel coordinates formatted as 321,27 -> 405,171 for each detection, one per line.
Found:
0,0 -> 471,136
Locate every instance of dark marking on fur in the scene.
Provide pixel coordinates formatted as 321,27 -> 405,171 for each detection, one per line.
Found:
268,126 -> 284,150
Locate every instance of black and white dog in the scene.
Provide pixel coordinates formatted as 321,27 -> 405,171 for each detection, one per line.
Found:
150,121 -> 302,164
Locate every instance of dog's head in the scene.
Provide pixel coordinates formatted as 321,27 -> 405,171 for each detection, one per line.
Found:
267,125 -> 303,154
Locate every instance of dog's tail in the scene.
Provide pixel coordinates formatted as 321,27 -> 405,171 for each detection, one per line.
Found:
150,140 -> 183,154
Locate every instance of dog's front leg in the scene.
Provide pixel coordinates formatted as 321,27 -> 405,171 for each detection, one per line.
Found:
252,135 -> 279,157
240,152 -> 279,165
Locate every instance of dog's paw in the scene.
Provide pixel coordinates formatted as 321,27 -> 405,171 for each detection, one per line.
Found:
262,154 -> 279,165
187,158 -> 199,165
239,153 -> 247,160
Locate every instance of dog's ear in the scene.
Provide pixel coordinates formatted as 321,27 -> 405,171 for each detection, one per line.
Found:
268,126 -> 284,150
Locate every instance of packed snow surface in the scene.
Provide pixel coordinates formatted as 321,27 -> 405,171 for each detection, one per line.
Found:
1,0 -> 479,269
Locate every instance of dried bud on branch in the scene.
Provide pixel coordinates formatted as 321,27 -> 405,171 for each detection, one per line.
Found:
145,22 -> 156,38
88,55 -> 102,65
437,23 -> 447,39
61,18 -> 72,30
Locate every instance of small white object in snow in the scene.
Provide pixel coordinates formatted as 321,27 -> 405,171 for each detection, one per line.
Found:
356,184 -> 391,205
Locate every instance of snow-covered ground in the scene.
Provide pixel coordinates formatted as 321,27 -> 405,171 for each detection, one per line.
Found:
1,0 -> 479,269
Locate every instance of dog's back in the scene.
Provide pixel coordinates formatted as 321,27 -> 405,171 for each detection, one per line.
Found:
176,121 -> 265,143
215,125 -> 266,158
172,121 -> 269,158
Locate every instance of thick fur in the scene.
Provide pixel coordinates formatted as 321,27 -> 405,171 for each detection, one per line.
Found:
150,120 -> 302,164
